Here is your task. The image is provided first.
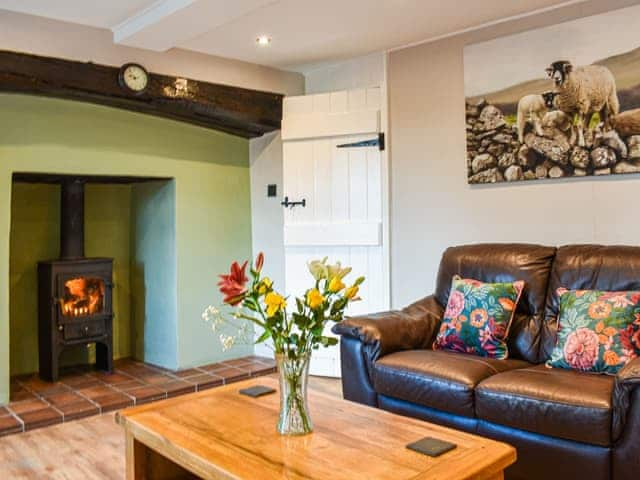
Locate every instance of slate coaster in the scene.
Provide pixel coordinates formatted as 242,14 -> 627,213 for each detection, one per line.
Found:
239,385 -> 276,398
406,437 -> 457,457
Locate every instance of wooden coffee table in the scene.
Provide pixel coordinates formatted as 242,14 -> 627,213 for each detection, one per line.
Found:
116,377 -> 515,480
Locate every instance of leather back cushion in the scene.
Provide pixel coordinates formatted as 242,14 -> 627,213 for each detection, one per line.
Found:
540,245 -> 640,363
435,244 -> 556,362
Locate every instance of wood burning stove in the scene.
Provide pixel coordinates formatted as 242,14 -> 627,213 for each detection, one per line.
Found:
38,179 -> 114,381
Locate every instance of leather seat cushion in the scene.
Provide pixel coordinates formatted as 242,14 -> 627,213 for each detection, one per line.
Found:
476,364 -> 614,447
373,350 -> 531,417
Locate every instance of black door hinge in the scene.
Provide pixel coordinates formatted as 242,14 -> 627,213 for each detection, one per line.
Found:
336,132 -> 385,151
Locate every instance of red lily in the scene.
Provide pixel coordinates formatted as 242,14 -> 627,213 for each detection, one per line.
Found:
255,252 -> 264,273
218,260 -> 249,306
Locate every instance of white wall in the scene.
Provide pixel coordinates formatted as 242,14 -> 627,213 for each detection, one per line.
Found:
249,132 -> 287,357
305,53 -> 385,94
387,0 -> 640,308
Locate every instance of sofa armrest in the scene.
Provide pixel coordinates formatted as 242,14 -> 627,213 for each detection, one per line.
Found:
332,295 -> 444,406
613,357 -> 640,441
332,294 -> 444,359
617,356 -> 640,386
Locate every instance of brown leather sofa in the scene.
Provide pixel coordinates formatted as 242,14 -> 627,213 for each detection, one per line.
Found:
333,244 -> 640,480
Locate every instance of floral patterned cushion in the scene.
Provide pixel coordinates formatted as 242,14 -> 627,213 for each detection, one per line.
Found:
546,289 -> 640,374
433,276 -> 525,359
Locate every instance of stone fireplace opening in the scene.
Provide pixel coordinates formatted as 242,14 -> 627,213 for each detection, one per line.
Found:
10,173 -> 174,383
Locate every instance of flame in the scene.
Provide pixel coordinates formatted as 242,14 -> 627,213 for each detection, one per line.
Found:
61,277 -> 105,317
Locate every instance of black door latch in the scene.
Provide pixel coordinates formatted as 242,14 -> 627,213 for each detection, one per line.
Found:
281,196 -> 306,209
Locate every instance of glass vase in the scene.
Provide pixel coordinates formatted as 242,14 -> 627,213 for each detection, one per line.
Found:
276,352 -> 313,435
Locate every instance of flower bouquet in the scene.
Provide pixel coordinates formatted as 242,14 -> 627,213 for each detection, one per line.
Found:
203,253 -> 364,435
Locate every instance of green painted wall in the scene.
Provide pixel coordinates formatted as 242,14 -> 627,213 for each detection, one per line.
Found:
131,181 -> 178,367
9,184 -> 60,375
0,94 -> 254,404
9,184 -> 133,376
85,185 -> 133,362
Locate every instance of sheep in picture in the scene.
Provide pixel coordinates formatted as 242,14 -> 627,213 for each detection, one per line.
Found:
610,108 -> 640,137
542,91 -> 559,110
542,110 -> 577,145
545,60 -> 619,147
516,91 -> 558,143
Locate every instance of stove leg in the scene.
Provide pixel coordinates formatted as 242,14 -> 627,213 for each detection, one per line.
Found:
39,349 -> 60,383
96,337 -> 113,373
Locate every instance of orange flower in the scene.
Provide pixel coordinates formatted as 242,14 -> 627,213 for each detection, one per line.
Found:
498,298 -> 515,311
588,301 -> 612,320
451,317 -> 463,332
470,308 -> 488,328
603,327 -> 618,337
604,350 -> 620,366
595,321 -> 605,333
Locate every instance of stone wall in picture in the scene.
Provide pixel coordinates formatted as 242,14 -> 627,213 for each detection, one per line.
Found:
466,100 -> 640,184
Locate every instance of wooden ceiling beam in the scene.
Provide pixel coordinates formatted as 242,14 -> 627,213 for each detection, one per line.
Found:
0,50 -> 283,138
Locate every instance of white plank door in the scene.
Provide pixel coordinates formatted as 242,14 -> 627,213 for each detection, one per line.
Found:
281,88 -> 389,377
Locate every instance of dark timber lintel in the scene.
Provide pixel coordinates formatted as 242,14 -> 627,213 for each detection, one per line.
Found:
0,50 -> 283,138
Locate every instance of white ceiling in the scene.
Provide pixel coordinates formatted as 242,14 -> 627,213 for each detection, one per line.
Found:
0,0 -> 584,72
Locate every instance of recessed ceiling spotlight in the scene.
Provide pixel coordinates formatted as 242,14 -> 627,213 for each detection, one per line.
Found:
256,35 -> 271,46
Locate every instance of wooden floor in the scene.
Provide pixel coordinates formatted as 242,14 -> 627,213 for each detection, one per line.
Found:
0,376 -> 342,479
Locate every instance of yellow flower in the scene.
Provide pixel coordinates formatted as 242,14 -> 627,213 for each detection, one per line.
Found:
306,289 -> 325,310
265,292 -> 286,317
345,285 -> 360,300
256,277 -> 272,295
328,276 -> 346,293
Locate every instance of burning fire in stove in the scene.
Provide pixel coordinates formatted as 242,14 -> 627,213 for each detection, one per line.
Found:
61,277 -> 105,317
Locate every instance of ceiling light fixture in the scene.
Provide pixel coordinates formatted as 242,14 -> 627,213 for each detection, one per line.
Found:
256,35 -> 271,46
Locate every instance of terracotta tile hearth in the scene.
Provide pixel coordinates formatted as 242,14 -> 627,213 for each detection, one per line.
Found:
1,355 -> 276,437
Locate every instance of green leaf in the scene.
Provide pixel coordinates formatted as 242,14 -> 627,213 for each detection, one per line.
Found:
331,297 -> 348,315
293,313 -> 309,329
255,329 -> 272,344
319,336 -> 338,347
244,301 -> 258,312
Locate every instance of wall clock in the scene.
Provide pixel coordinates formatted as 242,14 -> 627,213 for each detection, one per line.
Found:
118,63 -> 149,95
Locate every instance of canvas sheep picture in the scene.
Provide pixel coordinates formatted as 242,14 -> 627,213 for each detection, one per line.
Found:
464,5 -> 640,184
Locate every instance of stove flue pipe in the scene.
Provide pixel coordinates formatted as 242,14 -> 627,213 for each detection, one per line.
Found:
60,179 -> 85,259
